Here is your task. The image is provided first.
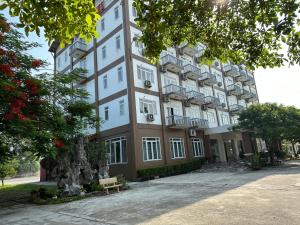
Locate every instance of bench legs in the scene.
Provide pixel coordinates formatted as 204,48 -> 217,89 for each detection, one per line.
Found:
117,186 -> 120,193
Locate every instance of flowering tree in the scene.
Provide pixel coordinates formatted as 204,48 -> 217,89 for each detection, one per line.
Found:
0,15 -> 97,164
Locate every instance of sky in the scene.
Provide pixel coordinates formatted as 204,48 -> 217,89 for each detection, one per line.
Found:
3,10 -> 300,108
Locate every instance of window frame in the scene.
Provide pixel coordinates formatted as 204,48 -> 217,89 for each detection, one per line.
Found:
106,137 -> 127,165
116,35 -> 121,50
103,75 -> 108,89
104,106 -> 109,121
139,98 -> 157,115
142,137 -> 162,161
192,138 -> 205,157
117,66 -> 123,82
137,65 -> 154,83
170,138 -> 185,159
102,46 -> 106,59
114,6 -> 119,19
119,100 -> 125,116
101,18 -> 105,31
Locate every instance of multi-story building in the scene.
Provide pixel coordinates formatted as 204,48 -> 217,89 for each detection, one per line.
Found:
49,0 -> 259,179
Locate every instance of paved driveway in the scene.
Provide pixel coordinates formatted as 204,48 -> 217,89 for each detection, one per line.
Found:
1,161 -> 300,225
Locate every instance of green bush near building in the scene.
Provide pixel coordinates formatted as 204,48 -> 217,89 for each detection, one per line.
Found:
137,159 -> 206,180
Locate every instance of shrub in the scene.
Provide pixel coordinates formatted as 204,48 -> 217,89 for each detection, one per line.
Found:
116,174 -> 129,190
137,158 -> 205,180
250,152 -> 262,170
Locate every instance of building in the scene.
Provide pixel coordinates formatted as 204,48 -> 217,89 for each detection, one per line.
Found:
49,0 -> 259,179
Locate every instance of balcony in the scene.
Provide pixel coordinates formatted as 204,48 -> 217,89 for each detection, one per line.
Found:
164,84 -> 186,100
179,42 -> 198,57
160,54 -> 183,73
182,64 -> 201,80
247,93 -> 258,102
203,96 -> 222,108
186,91 -> 205,105
240,89 -> 252,99
69,41 -> 87,58
223,65 -> 240,77
166,115 -> 191,129
236,73 -> 250,82
199,71 -> 218,86
227,84 -> 242,96
229,104 -> 245,114
190,118 -> 209,129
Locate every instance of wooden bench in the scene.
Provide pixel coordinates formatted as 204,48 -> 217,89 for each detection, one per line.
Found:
99,177 -> 122,195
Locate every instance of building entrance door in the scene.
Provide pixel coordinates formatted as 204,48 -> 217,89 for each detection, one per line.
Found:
209,139 -> 220,162
224,140 -> 236,162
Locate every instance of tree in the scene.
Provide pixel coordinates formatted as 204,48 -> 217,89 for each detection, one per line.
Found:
0,159 -> 18,186
235,103 -> 286,164
282,106 -> 300,157
0,15 -> 98,161
133,0 -> 300,68
1,0 -> 100,45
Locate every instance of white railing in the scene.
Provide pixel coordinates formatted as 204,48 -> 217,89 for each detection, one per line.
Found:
190,118 -> 209,128
200,71 -> 217,82
186,90 -> 205,102
166,115 -> 190,127
161,54 -> 183,67
70,41 -> 87,53
164,84 -> 186,96
183,64 -> 201,75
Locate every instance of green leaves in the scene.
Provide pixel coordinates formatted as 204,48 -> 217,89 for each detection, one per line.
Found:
4,0 -> 100,45
134,0 -> 300,68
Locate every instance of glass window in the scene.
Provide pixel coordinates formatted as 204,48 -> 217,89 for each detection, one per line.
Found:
170,138 -> 185,159
119,100 -> 125,116
192,139 -> 205,157
104,106 -> 109,121
221,113 -> 230,125
106,137 -> 127,164
139,99 -> 157,115
118,67 -> 123,82
101,18 -> 105,31
103,75 -> 108,89
132,7 -> 137,17
217,93 -> 226,104
116,35 -> 121,50
114,6 -> 119,19
142,138 -> 162,161
64,51 -> 68,62
137,65 -> 154,83
57,57 -> 61,68
102,46 -> 106,59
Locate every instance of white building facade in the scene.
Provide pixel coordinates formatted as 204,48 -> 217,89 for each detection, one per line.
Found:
49,0 -> 259,179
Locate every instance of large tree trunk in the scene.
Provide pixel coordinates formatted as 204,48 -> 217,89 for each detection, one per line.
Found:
57,136 -> 93,197
1,179 -> 4,186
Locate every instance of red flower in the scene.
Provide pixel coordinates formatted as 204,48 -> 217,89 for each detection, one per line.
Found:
0,64 -> 14,76
12,79 -> 21,87
3,85 -> 16,91
53,139 -> 65,149
18,113 -> 27,121
31,59 -> 43,68
19,92 -> 27,100
4,113 -> 14,120
25,79 -> 40,96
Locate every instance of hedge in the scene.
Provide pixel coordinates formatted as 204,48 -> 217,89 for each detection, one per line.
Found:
137,158 -> 206,180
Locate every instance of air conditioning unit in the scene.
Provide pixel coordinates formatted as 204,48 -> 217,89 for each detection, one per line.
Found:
144,80 -> 152,88
214,61 -> 220,67
162,95 -> 170,103
189,129 -> 197,137
201,105 -> 208,111
221,103 -> 226,108
184,100 -> 191,107
181,73 -> 187,81
217,82 -> 222,87
146,114 -> 155,122
160,65 -> 166,73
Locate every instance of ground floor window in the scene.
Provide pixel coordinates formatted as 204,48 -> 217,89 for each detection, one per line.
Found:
142,137 -> 162,161
170,138 -> 185,159
106,137 -> 127,164
192,138 -> 205,157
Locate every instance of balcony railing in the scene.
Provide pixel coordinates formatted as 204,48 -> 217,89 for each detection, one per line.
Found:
164,84 -> 186,100
183,64 -> 201,80
204,96 -> 222,108
229,104 -> 245,114
179,42 -> 198,56
240,89 -> 251,99
166,115 -> 191,129
69,41 -> 87,58
199,71 -> 218,86
186,90 -> 205,105
236,74 -> 250,82
160,54 -> 183,73
227,84 -> 242,96
239,69 -> 247,76
190,118 -> 209,129
243,76 -> 255,85
223,65 -> 240,77
247,93 -> 258,102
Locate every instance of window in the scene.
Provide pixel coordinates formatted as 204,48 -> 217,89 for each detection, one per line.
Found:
164,76 -> 176,86
137,65 -> 154,82
116,35 -> 121,50
114,6 -> 119,19
118,67 -> 123,82
102,46 -> 106,59
192,139 -> 205,157
119,100 -> 125,116
139,99 -> 157,115
64,51 -> 68,62
221,113 -> 230,125
142,138 -> 161,161
216,74 -> 223,85
104,106 -> 109,121
57,57 -> 61,68
101,18 -> 105,31
106,137 -> 127,164
207,112 -> 216,123
132,6 -> 137,17
170,138 -> 185,159
103,75 -> 108,89
217,93 -> 226,105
